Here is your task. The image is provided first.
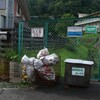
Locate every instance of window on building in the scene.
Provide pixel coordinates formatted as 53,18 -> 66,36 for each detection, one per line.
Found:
16,3 -> 22,16
0,0 -> 6,9
18,4 -> 20,15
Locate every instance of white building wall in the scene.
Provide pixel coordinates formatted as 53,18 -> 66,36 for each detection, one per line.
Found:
0,10 -> 6,16
75,17 -> 100,32
6,0 -> 14,28
0,15 -> 6,28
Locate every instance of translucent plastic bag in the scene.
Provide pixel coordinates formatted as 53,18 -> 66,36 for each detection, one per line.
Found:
21,55 -> 29,64
26,65 -> 34,81
42,53 -> 59,65
37,48 -> 49,58
29,57 -> 35,65
38,66 -> 55,80
34,59 -> 44,70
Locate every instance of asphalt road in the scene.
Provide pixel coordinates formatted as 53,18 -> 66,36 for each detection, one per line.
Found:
0,82 -> 100,100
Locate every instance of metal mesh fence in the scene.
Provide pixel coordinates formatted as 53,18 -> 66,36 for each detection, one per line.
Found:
18,17 -> 100,80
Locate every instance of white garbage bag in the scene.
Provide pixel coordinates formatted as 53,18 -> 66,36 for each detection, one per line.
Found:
34,59 -> 44,70
50,53 -> 59,63
42,53 -> 59,65
37,48 -> 49,58
26,65 -> 34,81
29,57 -> 35,65
21,55 -> 29,64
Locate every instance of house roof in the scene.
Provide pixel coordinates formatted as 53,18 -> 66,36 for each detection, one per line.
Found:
88,11 -> 100,16
78,11 -> 100,18
17,0 -> 30,21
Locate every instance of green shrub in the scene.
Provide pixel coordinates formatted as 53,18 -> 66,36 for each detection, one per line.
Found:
4,49 -> 18,61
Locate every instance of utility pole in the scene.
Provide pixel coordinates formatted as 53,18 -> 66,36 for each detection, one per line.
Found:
6,0 -> 14,28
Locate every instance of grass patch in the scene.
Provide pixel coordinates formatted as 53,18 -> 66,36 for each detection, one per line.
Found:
50,45 -> 88,77
21,46 -> 88,77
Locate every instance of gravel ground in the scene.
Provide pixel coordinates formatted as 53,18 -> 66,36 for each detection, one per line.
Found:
0,82 -> 100,100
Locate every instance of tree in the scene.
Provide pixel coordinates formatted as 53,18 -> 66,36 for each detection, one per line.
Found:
28,0 -> 100,19
55,13 -> 75,36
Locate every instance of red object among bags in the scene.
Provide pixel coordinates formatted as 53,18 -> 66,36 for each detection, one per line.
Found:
38,66 -> 55,81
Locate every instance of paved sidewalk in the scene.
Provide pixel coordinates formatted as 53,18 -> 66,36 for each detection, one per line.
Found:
0,82 -> 100,100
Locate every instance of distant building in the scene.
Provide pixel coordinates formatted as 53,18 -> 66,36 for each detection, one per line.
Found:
0,0 -> 30,28
78,13 -> 88,18
75,11 -> 100,32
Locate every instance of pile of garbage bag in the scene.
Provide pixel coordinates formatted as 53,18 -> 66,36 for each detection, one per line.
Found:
21,48 -> 59,83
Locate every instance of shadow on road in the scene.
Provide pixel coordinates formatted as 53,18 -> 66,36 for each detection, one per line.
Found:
33,81 -> 100,100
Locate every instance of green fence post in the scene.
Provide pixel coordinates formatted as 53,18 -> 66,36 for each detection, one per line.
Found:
98,51 -> 100,81
44,21 -> 48,48
21,22 -> 24,53
98,64 -> 100,80
18,22 -> 23,61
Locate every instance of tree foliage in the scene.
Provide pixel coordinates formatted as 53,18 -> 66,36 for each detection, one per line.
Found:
28,0 -> 100,19
55,13 -> 74,36
27,0 -> 100,36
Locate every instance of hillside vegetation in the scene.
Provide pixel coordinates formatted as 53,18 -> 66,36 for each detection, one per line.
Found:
28,0 -> 100,18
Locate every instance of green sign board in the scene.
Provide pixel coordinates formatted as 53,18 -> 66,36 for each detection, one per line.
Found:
86,26 -> 97,33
